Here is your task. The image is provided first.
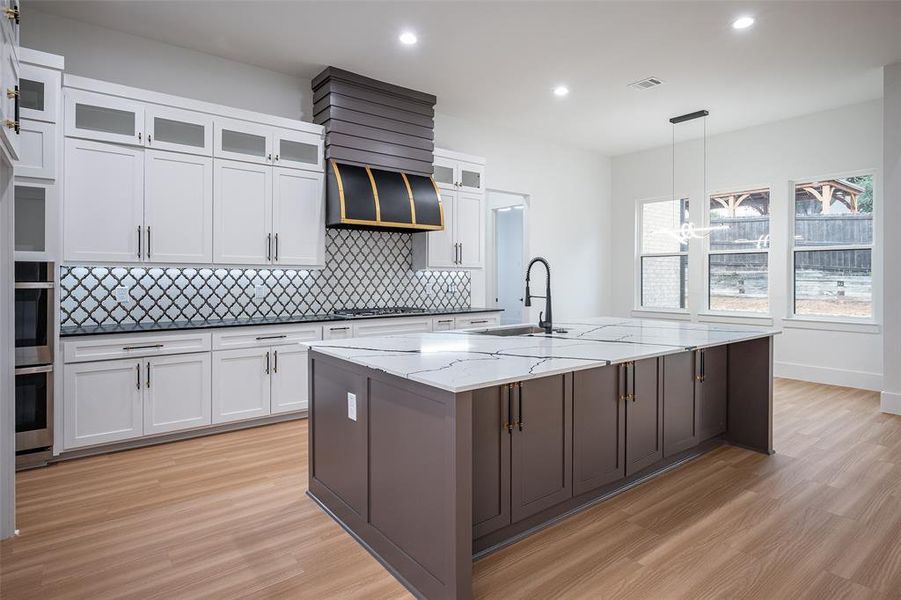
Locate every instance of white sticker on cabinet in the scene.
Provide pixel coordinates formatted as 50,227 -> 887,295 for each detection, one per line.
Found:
347,392 -> 357,421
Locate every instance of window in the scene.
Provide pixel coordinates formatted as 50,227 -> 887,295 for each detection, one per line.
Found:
707,189 -> 770,313
639,198 -> 689,310
792,175 -> 873,319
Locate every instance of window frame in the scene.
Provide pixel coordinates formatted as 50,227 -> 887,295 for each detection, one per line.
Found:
635,195 -> 690,314
703,185 -> 773,317
787,169 -> 880,325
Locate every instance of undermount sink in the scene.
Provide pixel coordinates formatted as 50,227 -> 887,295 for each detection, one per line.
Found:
476,325 -> 550,336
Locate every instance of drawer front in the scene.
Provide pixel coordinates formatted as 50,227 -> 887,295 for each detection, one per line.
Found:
432,316 -> 456,331
352,317 -> 433,338
454,313 -> 501,329
211,323 -> 322,351
63,332 -> 212,363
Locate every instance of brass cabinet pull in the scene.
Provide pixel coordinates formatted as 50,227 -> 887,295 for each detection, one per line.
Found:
6,88 -> 17,99
4,7 -> 19,23
3,119 -> 18,131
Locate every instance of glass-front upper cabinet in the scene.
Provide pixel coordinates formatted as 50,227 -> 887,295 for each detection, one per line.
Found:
432,155 -> 456,190
273,128 -> 322,171
14,182 -> 55,260
145,105 -> 212,156
19,63 -> 59,123
64,88 -> 145,146
214,117 -> 272,165
458,161 -> 484,193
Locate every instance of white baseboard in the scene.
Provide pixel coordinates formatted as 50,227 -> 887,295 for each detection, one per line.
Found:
880,391 -> 901,415
774,361 -> 882,391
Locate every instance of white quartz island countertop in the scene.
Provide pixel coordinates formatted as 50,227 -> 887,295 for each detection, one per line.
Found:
304,317 -> 781,393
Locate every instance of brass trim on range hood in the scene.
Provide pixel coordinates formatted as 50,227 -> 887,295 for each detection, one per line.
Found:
327,160 -> 445,232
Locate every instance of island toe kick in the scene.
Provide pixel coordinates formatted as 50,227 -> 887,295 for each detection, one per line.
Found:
307,335 -> 774,600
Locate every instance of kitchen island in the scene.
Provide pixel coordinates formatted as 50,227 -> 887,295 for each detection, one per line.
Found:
306,317 -> 779,599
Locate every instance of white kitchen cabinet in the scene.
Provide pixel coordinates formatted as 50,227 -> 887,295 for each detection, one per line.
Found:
64,359 -> 144,449
352,317 -> 433,337
19,62 -> 59,123
64,137 -> 144,263
213,158 -> 271,264
16,119 -> 55,179
1,0 -> 19,51
432,316 -> 456,331
145,105 -> 212,156
272,167 -> 324,266
454,313 -> 501,329
143,353 -> 211,435
64,88 -> 144,146
273,128 -> 322,171
1,37 -> 20,160
211,347 -> 272,424
414,149 -> 485,270
144,149 -> 213,263
456,191 -> 483,268
14,181 -> 56,260
270,345 -> 309,414
214,118 -> 272,165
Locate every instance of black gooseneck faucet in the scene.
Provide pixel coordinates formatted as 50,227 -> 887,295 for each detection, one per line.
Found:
524,257 -> 553,334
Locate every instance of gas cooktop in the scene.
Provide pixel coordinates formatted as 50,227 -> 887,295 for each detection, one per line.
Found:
332,307 -> 429,318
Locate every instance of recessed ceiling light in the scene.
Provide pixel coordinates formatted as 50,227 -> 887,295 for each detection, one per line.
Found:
553,85 -> 569,97
732,16 -> 755,30
399,31 -> 418,45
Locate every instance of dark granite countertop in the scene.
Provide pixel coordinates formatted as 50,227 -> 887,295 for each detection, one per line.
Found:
59,308 -> 503,337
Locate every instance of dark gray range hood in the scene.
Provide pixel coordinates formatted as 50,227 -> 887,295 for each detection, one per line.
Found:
313,67 -> 443,232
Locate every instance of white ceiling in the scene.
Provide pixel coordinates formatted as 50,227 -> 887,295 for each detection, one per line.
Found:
29,0 -> 901,156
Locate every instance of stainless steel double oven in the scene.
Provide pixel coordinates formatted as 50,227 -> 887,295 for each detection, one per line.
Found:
15,262 -> 54,467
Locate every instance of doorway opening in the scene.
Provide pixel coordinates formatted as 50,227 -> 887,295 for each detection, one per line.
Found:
487,190 -> 529,325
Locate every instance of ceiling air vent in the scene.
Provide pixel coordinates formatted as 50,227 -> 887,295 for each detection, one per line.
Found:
628,77 -> 664,91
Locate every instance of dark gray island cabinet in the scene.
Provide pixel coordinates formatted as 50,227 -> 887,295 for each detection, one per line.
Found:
307,325 -> 775,600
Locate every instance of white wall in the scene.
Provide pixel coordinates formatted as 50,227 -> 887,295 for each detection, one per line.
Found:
22,10 -> 310,119
611,100 -> 884,390
435,113 -> 612,320
882,64 -> 901,414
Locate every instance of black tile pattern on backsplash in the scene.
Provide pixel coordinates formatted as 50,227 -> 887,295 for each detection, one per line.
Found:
60,229 -> 471,328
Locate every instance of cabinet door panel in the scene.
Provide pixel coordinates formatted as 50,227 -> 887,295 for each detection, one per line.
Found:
270,346 -> 309,414
145,150 -> 213,263
64,359 -> 142,449
16,120 -> 56,179
698,346 -> 728,441
211,348 -> 271,423
426,190 -> 456,268
472,386 -> 511,538
144,353 -> 211,435
214,118 -> 272,165
145,105 -> 212,156
432,156 -> 456,191
0,45 -> 19,159
64,138 -> 144,263
64,89 -> 144,146
626,358 -> 662,476
511,374 -> 572,523
272,167 -> 323,266
19,64 -> 60,123
573,365 -> 625,495
457,191 -> 482,268
213,159 -> 271,265
273,128 -> 322,171
458,161 -> 484,193
663,351 -> 699,457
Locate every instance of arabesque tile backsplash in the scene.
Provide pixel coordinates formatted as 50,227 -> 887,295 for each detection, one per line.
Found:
60,229 -> 470,327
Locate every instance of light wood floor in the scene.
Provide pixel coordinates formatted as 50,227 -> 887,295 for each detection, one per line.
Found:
2,379 -> 900,599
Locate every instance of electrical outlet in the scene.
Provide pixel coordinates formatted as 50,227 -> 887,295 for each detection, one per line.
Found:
347,392 -> 357,421
446,282 -> 455,293
114,286 -> 131,304
253,285 -> 268,301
